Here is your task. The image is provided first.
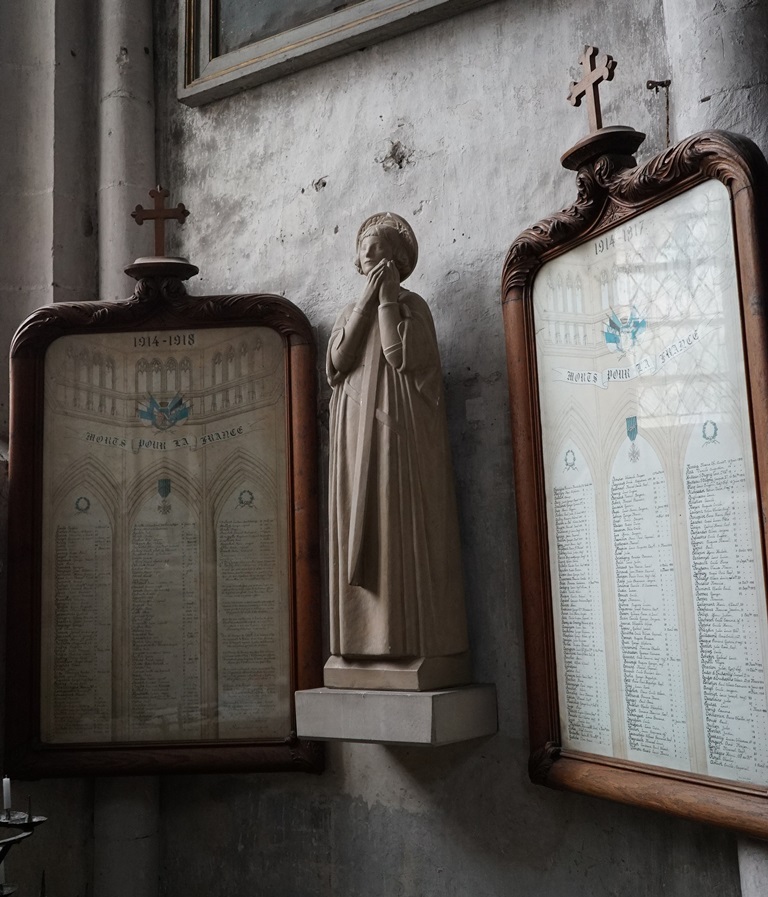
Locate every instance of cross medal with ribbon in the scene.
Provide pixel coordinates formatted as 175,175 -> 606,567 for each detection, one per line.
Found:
158,478 -> 172,514
626,416 -> 639,463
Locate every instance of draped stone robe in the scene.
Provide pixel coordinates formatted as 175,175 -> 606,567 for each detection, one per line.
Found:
327,288 -> 468,659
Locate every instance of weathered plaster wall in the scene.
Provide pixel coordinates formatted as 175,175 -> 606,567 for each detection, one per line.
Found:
147,0 -> 756,894
661,0 -> 768,144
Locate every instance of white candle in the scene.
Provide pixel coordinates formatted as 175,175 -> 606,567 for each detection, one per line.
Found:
3,777 -> 10,810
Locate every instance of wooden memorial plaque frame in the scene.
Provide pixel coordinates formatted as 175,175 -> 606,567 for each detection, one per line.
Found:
502,130 -> 768,837
5,271 -> 323,776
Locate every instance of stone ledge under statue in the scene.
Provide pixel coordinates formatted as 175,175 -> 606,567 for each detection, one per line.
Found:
323,651 -> 472,691
295,684 -> 497,746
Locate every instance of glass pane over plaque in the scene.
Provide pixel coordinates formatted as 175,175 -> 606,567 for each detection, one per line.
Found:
40,326 -> 292,744
217,0 -> 367,55
534,179 -> 768,785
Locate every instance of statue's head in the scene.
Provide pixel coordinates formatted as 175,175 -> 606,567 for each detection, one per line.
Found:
355,212 -> 418,281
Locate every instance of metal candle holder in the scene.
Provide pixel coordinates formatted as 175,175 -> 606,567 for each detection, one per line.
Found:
0,801 -> 46,896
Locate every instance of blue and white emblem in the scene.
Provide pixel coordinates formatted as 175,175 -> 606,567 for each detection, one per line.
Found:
139,393 -> 189,431
604,306 -> 646,354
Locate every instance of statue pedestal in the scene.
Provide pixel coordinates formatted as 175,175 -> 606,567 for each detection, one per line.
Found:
323,653 -> 472,691
295,685 -> 497,746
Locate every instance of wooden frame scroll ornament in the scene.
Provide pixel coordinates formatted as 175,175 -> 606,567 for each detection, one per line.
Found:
5,264 -> 323,776
502,127 -> 768,837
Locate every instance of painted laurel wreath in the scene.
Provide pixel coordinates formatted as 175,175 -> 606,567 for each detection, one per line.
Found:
75,496 -> 90,513
702,420 -> 718,442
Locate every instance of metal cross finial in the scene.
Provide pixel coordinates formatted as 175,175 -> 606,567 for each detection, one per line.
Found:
567,46 -> 617,132
131,186 -> 190,257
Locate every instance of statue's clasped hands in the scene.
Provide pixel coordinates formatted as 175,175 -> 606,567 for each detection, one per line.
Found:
361,258 -> 400,310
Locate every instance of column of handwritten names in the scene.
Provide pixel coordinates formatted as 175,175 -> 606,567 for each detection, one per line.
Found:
685,442 -> 768,784
49,517 -> 112,742
611,448 -> 689,767
216,505 -> 288,739
553,476 -> 612,753
130,515 -> 201,740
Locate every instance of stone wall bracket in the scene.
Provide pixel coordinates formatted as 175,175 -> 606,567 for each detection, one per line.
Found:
295,684 -> 497,746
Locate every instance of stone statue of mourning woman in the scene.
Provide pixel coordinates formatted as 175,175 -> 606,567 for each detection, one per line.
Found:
325,212 -> 470,690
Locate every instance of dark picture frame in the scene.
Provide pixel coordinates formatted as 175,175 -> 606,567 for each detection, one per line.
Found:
502,130 -> 768,837
5,274 -> 323,776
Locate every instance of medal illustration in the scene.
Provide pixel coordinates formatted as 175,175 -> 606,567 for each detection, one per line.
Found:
702,420 -> 718,446
158,478 -> 171,514
626,415 -> 639,463
238,489 -> 254,508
